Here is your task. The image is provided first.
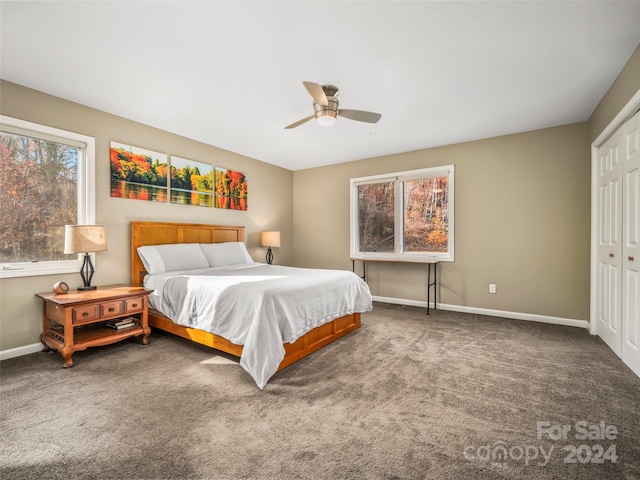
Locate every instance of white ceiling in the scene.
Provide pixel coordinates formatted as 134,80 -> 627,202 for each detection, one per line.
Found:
2,1 -> 640,171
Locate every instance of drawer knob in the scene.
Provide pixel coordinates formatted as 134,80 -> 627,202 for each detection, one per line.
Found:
609,253 -> 614,258
132,303 -> 138,308
82,312 -> 89,317
108,307 -> 115,312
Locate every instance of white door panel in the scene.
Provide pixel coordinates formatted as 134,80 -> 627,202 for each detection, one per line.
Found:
621,111 -> 640,377
597,133 -> 622,354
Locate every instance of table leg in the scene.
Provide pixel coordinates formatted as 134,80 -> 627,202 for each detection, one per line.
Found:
352,260 -> 366,281
61,346 -> 74,368
427,263 -> 438,315
62,309 -> 74,367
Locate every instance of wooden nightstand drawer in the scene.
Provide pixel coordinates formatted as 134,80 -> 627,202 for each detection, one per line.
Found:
125,297 -> 144,313
73,304 -> 100,323
101,300 -> 124,317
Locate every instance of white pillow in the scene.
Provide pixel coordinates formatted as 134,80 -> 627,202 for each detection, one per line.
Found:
137,243 -> 209,274
200,242 -> 254,267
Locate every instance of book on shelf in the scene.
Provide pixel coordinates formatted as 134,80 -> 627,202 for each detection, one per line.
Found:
105,317 -> 137,329
110,317 -> 135,326
106,322 -> 137,330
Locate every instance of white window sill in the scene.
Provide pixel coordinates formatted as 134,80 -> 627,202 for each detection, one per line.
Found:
0,261 -> 82,279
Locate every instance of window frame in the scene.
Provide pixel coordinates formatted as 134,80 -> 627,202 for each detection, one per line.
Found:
0,115 -> 96,278
350,165 -> 454,263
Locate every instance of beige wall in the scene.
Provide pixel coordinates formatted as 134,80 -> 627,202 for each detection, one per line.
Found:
0,81 -> 293,351
292,123 -> 591,320
590,43 -> 640,141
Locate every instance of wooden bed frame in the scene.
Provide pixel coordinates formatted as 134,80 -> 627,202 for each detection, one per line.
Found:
130,221 -> 361,371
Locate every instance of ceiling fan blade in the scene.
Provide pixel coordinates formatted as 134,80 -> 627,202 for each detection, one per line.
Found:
338,109 -> 382,124
285,115 -> 314,129
303,81 -> 329,106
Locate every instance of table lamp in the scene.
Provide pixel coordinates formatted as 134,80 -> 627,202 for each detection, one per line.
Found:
261,231 -> 280,265
64,225 -> 108,290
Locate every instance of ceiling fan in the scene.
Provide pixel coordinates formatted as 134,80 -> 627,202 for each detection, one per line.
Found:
285,81 -> 382,129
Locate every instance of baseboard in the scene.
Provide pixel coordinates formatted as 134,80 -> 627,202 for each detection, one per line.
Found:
0,300 -> 590,361
372,296 -> 590,330
0,343 -> 42,361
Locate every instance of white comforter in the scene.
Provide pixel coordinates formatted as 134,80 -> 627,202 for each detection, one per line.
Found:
144,264 -> 372,389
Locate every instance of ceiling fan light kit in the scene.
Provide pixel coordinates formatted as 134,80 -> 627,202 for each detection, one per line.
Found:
314,98 -> 338,126
285,81 -> 381,129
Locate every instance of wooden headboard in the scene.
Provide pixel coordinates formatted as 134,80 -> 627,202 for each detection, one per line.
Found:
130,221 -> 245,286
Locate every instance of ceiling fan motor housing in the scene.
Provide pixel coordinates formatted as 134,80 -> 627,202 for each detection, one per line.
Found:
313,84 -> 340,125
313,96 -> 339,125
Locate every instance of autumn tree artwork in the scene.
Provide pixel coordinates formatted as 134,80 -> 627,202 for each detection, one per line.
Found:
215,167 -> 248,210
170,156 -> 214,207
1,131 -> 77,263
110,142 -> 168,202
358,176 -> 449,254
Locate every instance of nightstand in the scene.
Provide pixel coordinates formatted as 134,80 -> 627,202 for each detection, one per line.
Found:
36,285 -> 153,367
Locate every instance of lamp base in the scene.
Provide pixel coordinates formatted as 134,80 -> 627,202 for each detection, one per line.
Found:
78,253 -> 97,291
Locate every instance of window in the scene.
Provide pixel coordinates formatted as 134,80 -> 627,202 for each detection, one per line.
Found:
0,116 -> 96,278
350,165 -> 454,262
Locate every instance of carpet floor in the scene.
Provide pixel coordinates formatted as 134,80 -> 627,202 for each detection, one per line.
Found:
1,302 -> 639,480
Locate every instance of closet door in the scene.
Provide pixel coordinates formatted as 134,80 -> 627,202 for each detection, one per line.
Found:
597,130 -> 623,355
622,111 -> 640,376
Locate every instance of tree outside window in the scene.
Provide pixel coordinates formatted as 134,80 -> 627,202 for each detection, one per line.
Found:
351,165 -> 454,262
0,116 -> 95,278
1,132 -> 78,262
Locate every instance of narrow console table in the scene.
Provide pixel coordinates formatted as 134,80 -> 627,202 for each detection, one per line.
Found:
351,259 -> 439,315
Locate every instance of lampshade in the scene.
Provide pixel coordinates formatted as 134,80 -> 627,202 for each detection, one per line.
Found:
261,231 -> 281,248
64,225 -> 108,254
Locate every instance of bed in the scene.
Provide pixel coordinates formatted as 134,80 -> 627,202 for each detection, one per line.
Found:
130,221 -> 372,388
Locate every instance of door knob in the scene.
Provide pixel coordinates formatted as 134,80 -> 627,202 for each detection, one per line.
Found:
630,256 -> 635,262
609,253 -> 614,258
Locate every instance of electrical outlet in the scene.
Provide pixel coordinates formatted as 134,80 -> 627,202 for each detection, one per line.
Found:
489,284 -> 497,294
